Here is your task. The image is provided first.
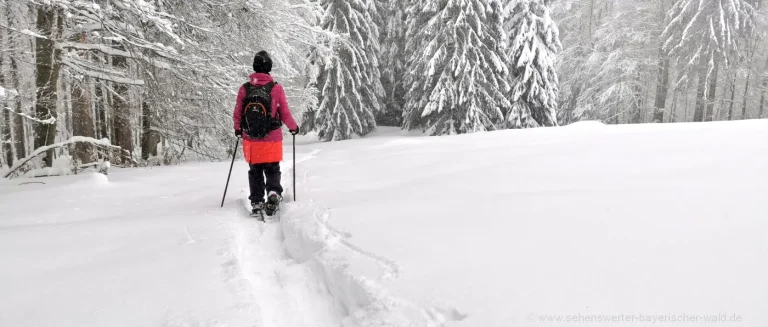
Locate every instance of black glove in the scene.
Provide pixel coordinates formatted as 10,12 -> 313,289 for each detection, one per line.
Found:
290,126 -> 299,135
235,129 -> 242,137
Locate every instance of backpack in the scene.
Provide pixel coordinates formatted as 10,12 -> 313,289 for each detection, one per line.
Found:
240,81 -> 282,139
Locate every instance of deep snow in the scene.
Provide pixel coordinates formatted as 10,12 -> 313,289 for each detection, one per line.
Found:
2,119 -> 767,327
293,120 -> 768,326
0,148 -> 344,327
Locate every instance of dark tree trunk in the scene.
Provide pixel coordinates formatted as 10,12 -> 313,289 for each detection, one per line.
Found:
111,48 -> 133,163
564,84 -> 581,124
1,18 -> 11,166
704,60 -> 719,122
684,83 -> 691,121
741,75 -> 751,119
8,6 -> 25,160
630,70 -> 644,124
727,73 -> 737,121
95,82 -> 108,139
608,103 -> 619,124
653,50 -> 670,123
760,84 -> 766,119
2,111 -> 11,167
140,100 -> 158,160
1,83 -> 10,165
694,63 -> 707,122
759,56 -> 768,119
72,76 -> 95,164
588,0 -> 594,45
34,8 -> 61,167
71,32 -> 95,164
669,88 -> 679,123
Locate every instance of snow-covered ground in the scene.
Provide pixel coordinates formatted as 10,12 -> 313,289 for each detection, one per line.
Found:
0,148 -> 343,327
2,120 -> 767,326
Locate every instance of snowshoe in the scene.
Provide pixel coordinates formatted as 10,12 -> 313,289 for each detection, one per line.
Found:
264,191 -> 282,217
250,201 -> 265,221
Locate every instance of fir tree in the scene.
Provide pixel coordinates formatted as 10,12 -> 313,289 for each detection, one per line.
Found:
311,0 -> 383,141
377,0 -> 408,126
661,0 -> 759,122
503,0 -> 562,128
403,0 -> 510,136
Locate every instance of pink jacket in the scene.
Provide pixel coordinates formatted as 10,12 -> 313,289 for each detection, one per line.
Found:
233,73 -> 298,143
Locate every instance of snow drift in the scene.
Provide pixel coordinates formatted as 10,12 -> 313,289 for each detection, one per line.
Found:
3,120 -> 766,327
284,121 -> 768,326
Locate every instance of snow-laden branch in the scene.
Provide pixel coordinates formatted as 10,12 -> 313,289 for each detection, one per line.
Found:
0,23 -> 48,39
3,136 -> 124,179
58,42 -> 172,70
61,57 -> 145,85
3,107 -> 56,125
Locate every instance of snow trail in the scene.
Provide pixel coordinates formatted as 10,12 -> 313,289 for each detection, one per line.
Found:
0,147 -> 345,327
215,148 -> 346,327
222,195 -> 343,327
218,150 -> 350,327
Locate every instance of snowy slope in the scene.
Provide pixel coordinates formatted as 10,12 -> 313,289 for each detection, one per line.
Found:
0,148 -> 343,327
2,120 -> 767,327
287,120 -> 768,326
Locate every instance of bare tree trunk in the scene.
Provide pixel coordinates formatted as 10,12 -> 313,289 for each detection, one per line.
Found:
608,105 -> 619,124
704,60 -> 720,122
694,65 -> 707,122
1,15 -> 12,166
759,56 -> 768,119
95,82 -> 108,139
727,72 -> 736,120
653,48 -> 670,123
70,32 -> 95,164
6,4 -> 25,161
2,112 -> 11,167
561,84 -> 581,124
140,99 -> 158,160
63,71 -> 72,138
628,69 -> 645,124
588,0 -> 594,45
72,79 -> 95,164
34,7 -> 61,167
669,88 -> 679,123
111,48 -> 133,164
759,85 -> 766,119
683,83 -> 691,121
740,75 -> 751,119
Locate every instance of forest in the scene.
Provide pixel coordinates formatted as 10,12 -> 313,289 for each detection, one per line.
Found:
0,0 -> 766,177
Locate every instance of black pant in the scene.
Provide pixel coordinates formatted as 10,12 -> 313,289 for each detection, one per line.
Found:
248,162 -> 282,203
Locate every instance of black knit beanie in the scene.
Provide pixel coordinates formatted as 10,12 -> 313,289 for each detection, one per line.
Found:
252,51 -> 272,73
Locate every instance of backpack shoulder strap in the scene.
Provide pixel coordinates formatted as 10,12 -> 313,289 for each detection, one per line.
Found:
265,81 -> 277,92
240,83 -> 249,116
265,81 -> 280,118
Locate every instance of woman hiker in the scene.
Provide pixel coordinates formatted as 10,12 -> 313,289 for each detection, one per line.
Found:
233,51 -> 299,216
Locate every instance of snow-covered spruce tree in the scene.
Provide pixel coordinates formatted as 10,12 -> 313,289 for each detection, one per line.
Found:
661,0 -> 760,122
310,0 -> 383,141
503,0 -> 562,128
377,0 -> 408,126
403,0 -> 510,136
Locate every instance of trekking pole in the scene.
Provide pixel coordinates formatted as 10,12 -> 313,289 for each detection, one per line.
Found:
221,138 -> 240,208
293,133 -> 296,202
